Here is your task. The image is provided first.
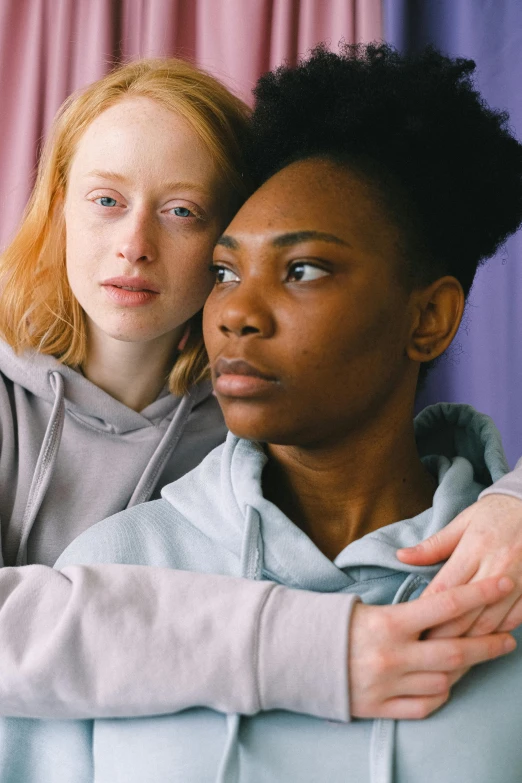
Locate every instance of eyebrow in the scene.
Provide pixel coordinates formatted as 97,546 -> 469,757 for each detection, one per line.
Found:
272,230 -> 350,248
216,235 -> 240,249
216,230 -> 351,251
85,170 -> 209,193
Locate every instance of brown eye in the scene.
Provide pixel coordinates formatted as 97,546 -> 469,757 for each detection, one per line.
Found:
287,262 -> 329,282
210,265 -> 240,284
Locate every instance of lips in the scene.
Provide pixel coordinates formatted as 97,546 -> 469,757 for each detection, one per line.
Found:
101,276 -> 160,307
214,358 -> 277,381
101,276 -> 160,293
213,357 -> 279,398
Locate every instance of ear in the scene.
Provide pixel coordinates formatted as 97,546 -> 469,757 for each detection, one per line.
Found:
407,276 -> 465,363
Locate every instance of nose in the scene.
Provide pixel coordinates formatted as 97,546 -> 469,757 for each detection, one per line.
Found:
218,285 -> 275,339
116,208 -> 157,264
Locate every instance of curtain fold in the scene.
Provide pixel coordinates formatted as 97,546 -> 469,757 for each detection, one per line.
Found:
0,0 -> 381,250
383,0 -> 522,467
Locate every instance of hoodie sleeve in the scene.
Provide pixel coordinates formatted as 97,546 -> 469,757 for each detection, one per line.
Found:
479,457 -> 522,501
0,563 -> 357,722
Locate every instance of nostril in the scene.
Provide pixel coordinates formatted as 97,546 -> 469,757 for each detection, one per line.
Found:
240,326 -> 259,336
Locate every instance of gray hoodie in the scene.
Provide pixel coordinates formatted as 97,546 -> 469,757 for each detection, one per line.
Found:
42,402 -> 521,783
0,340 -> 356,721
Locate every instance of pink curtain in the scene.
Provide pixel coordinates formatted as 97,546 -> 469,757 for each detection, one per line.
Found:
0,0 -> 382,250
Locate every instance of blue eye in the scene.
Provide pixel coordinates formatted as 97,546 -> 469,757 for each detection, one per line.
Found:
95,196 -> 118,207
287,262 -> 328,282
210,265 -> 239,284
171,207 -> 193,218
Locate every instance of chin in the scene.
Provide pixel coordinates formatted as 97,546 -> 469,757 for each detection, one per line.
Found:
223,417 -> 295,445
92,316 -> 175,344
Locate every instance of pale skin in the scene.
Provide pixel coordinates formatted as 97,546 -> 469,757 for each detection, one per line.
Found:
63,96 -> 225,411
349,494 -> 522,718
204,158 -> 519,721
399,494 -> 522,636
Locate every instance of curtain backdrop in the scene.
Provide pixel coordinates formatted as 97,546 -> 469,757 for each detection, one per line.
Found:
0,0 -> 381,251
383,0 -> 522,467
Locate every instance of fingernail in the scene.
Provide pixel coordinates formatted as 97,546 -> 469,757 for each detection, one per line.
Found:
504,636 -> 517,652
498,577 -> 514,593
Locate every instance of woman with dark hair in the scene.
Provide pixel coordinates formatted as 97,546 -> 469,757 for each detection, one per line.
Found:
42,44 -> 522,782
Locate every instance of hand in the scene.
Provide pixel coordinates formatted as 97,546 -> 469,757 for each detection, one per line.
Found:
348,576 -> 516,719
397,495 -> 522,637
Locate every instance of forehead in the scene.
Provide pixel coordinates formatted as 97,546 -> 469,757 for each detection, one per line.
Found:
226,158 -> 399,252
68,96 -> 217,182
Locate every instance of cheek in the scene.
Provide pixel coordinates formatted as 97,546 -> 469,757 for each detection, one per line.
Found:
287,301 -> 406,391
64,208 -> 103,278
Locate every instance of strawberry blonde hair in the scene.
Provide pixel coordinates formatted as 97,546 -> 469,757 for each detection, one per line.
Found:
0,58 -> 251,395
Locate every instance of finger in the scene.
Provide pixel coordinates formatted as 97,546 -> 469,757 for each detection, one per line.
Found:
393,671 -> 450,697
466,592 -> 521,636
397,514 -> 468,566
498,596 -> 522,632
409,632 -> 516,672
375,694 -> 449,721
425,608 -> 481,639
422,555 -> 478,597
404,576 -> 514,633
446,667 -> 469,688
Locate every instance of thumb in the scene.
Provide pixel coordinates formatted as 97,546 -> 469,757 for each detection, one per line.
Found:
396,513 -> 468,565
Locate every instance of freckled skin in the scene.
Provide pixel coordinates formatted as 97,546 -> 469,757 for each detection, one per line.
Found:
64,97 -> 225,353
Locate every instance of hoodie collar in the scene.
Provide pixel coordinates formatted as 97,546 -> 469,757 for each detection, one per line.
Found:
0,340 -> 212,433
163,403 -> 509,591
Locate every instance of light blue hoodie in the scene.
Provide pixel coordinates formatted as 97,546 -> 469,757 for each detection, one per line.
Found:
25,403 -> 522,783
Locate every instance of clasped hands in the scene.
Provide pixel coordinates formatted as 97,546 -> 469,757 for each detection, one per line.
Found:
349,495 -> 522,719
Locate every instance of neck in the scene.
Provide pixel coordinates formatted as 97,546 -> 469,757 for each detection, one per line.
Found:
262,404 -> 436,561
82,325 -> 184,411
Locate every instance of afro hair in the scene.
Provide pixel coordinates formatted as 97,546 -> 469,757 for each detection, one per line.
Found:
247,43 -> 522,296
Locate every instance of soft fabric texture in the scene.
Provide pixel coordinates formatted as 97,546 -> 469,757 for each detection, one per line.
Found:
0,341 -> 355,722
36,401 -> 520,783
480,456 -> 522,500
0,340 -> 226,566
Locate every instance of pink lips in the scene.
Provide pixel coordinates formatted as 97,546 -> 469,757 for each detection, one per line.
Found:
101,276 -> 160,306
213,357 -> 279,397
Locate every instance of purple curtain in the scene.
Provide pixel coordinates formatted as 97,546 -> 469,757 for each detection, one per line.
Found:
0,0 -> 382,251
383,0 -> 522,467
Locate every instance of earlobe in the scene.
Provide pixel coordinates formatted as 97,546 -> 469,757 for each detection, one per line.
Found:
407,276 -> 465,363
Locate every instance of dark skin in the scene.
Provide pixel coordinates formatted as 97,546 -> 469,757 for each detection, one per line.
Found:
202,157 -> 516,721
203,157 -> 464,560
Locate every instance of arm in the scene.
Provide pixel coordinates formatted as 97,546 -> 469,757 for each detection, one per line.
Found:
0,564 -> 513,723
397,462 -> 522,636
0,563 -> 356,721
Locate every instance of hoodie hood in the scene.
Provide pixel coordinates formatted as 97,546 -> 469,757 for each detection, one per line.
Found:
162,402 -> 508,586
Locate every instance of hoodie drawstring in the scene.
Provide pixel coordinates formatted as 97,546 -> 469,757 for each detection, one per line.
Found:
16,372 -> 198,564
215,505 -> 263,783
126,387 -> 198,508
369,573 -> 426,783
16,371 -> 65,566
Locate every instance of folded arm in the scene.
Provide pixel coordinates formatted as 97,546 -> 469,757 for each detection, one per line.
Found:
0,563 -> 356,721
